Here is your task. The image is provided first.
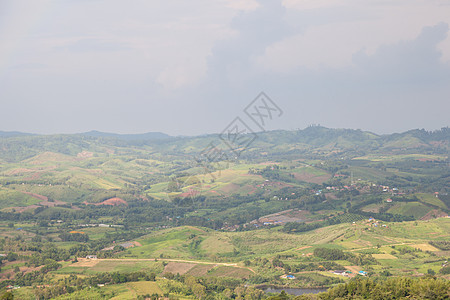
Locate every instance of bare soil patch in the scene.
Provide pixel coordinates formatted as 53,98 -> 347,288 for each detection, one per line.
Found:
84,197 -> 128,206
73,258 -> 100,267
186,264 -> 215,276
293,173 -> 331,184
420,209 -> 448,221
163,262 -> 196,275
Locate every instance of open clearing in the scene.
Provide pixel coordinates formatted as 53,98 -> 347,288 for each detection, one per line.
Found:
163,262 -> 196,275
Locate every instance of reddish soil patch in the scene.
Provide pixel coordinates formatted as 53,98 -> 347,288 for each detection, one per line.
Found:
178,189 -> 201,198
77,151 -> 94,159
84,197 -> 128,206
420,209 -> 448,221
23,172 -> 43,181
296,246 -> 312,251
39,199 -> 67,207
22,192 -> 48,201
186,264 -> 215,276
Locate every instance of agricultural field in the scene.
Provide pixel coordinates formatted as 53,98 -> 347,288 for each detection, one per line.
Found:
0,127 -> 449,299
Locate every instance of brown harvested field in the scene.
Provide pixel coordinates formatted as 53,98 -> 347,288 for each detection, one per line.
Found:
163,262 -> 196,275
293,173 -> 331,184
221,183 -> 240,193
186,264 -> 215,276
84,197 -> 128,206
207,266 -> 252,278
412,243 -> 440,252
73,258 -> 100,267
99,197 -> 128,206
258,209 -> 310,224
372,253 -> 397,260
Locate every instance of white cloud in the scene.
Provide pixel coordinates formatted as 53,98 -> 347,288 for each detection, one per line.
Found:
254,0 -> 450,72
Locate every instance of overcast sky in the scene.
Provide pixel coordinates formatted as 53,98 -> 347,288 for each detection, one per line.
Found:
1,0 -> 449,135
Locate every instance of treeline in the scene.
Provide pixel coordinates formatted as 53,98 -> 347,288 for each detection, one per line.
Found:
430,241 -> 450,251
286,276 -> 450,300
32,271 -> 156,300
313,248 -> 377,266
59,232 -> 89,242
162,273 -> 263,299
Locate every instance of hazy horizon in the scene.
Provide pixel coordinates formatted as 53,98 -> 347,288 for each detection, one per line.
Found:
1,124 -> 449,138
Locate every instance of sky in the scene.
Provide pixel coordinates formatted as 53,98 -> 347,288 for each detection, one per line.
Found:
0,0 -> 449,136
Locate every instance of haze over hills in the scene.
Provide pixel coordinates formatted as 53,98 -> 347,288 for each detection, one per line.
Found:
80,130 -> 172,140
0,126 -> 448,160
0,125 -> 449,299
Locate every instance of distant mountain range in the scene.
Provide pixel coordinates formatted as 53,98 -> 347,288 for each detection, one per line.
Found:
0,131 -> 36,138
0,126 -> 448,163
81,130 -> 171,140
0,130 -> 171,140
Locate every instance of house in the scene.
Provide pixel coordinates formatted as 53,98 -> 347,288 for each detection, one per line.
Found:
358,271 -> 367,276
86,255 -> 97,259
386,198 -> 393,203
286,275 -> 296,279
333,270 -> 347,276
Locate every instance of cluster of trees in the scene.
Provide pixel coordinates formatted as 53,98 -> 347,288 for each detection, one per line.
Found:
283,261 -> 345,273
313,248 -> 347,260
163,273 -> 264,299
291,276 -> 450,300
430,240 -> 450,251
313,248 -> 377,266
58,232 -> 89,242
31,271 -> 156,299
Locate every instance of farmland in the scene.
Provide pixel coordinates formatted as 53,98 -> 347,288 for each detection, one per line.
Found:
0,127 -> 448,299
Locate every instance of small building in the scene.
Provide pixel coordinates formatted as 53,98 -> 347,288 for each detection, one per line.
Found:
286,275 -> 296,279
86,255 -> 97,259
358,271 -> 367,276
333,270 -> 347,276
386,198 -> 393,203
